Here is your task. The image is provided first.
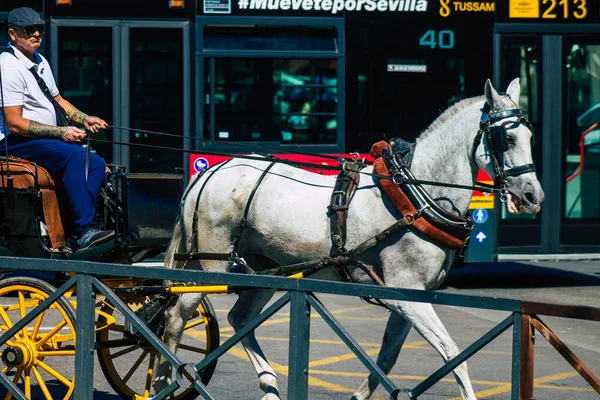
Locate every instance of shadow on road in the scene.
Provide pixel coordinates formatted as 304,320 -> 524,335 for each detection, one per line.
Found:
443,261 -> 600,289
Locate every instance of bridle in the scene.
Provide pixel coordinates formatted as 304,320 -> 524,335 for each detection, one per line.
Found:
472,101 -> 537,202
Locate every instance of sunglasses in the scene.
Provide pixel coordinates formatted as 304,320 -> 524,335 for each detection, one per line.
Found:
22,25 -> 46,36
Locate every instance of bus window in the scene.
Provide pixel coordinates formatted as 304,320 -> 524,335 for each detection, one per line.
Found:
205,58 -> 338,144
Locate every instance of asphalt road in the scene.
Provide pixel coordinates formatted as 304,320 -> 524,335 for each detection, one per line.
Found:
1,259 -> 600,399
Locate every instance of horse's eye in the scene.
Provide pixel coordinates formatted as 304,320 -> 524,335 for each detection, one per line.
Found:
507,136 -> 516,146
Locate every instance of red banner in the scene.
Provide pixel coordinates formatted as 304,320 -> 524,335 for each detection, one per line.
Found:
190,153 -> 374,177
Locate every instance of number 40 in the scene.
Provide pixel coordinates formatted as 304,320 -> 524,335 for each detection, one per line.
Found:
419,30 -> 455,49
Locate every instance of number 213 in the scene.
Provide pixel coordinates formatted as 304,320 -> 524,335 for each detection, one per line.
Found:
542,0 -> 587,19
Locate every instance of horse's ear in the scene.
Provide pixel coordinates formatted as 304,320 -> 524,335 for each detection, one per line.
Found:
484,79 -> 502,108
506,78 -> 520,106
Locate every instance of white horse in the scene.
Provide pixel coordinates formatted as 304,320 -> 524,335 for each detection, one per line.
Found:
156,78 -> 544,399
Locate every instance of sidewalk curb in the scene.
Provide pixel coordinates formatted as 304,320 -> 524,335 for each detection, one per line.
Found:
498,254 -> 600,262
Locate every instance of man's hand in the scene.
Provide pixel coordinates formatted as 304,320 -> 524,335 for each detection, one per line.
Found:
61,126 -> 87,143
83,116 -> 108,134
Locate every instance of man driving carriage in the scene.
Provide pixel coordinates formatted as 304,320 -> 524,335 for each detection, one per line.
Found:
0,7 -> 114,253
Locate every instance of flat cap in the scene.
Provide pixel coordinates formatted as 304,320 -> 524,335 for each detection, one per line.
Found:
8,7 -> 45,27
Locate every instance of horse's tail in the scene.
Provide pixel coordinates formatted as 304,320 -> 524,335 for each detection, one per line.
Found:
164,212 -> 185,269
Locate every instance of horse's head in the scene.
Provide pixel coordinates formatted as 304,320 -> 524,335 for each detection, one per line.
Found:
474,78 -> 544,214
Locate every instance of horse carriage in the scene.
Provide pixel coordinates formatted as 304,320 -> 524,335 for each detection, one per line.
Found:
0,160 -> 221,399
0,78 -> 543,400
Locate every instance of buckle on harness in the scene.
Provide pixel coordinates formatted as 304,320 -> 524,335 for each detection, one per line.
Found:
392,172 -> 405,185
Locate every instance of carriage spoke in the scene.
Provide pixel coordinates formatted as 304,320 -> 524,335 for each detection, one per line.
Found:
35,320 -> 67,349
30,310 -> 46,341
17,292 -> 27,340
31,366 -> 53,400
36,360 -> 73,388
37,349 -> 76,357
0,305 -> 14,332
5,369 -> 22,400
23,370 -> 30,399
109,344 -> 140,360
184,318 -> 206,330
122,351 -> 148,384
177,342 -> 208,354
143,352 -> 157,397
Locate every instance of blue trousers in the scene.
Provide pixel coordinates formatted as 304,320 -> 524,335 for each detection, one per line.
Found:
0,135 -> 106,236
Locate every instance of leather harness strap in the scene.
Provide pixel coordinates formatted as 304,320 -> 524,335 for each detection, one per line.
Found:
174,160 -> 276,268
329,160 -> 362,254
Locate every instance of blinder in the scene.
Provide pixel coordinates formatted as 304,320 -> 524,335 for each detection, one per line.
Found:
487,125 -> 509,154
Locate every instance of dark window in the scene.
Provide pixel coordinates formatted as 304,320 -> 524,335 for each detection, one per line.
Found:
204,25 -> 337,52
130,28 -> 184,173
57,27 -> 113,163
205,58 -> 337,144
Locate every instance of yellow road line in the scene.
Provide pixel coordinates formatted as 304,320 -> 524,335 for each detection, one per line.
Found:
308,342 -> 427,368
310,370 -> 508,386
186,328 -> 593,398
225,345 -> 356,393
217,335 -> 383,347
217,332 -> 509,355
450,371 -> 584,400
199,303 -> 592,397
536,384 -> 594,392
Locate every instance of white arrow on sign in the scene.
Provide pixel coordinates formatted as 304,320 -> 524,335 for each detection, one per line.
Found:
475,232 -> 487,243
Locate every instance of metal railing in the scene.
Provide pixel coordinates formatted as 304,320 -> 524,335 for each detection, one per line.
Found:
0,256 -> 599,399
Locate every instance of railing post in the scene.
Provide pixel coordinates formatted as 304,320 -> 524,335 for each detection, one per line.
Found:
511,313 -> 534,400
288,291 -> 311,400
74,274 -> 96,400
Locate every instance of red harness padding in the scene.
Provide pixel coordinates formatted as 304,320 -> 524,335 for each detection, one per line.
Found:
370,141 -> 466,250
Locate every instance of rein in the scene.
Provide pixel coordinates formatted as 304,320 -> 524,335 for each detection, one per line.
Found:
90,136 -> 505,195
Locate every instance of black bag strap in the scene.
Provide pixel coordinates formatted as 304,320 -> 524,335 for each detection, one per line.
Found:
5,47 -> 51,100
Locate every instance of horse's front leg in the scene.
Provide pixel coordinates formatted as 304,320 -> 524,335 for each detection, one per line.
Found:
153,292 -> 206,394
351,311 -> 412,400
389,301 -> 477,400
229,288 -> 279,400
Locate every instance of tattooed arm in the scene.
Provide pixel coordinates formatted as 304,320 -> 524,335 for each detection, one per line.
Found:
55,94 -> 88,125
55,94 -> 107,133
28,121 -> 67,139
2,105 -> 86,143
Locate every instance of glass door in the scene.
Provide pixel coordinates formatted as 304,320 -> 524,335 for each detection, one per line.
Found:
50,20 -> 190,173
55,26 -> 113,161
128,27 -> 186,173
496,36 -> 543,251
561,37 -> 600,249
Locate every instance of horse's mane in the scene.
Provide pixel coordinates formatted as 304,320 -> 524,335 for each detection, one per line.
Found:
419,95 -> 484,140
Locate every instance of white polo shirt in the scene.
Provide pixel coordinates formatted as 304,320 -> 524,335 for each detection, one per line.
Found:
0,43 -> 59,141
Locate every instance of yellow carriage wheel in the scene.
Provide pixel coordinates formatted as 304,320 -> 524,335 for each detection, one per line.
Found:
96,295 -> 219,400
0,277 -> 76,400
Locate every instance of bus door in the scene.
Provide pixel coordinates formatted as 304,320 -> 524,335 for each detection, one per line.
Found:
495,1 -> 600,253
49,20 -> 191,174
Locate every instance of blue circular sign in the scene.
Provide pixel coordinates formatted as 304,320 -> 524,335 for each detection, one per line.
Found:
473,208 -> 488,224
194,157 -> 209,172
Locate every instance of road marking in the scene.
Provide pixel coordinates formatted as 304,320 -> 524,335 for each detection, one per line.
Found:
308,342 -> 428,368
310,369 -> 508,386
217,334 -> 382,347
185,328 -> 594,398
450,371 -> 586,400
